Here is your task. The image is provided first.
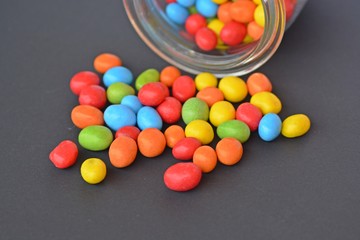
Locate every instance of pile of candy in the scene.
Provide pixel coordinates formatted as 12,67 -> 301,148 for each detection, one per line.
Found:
165,0 -> 297,51
49,52 -> 311,191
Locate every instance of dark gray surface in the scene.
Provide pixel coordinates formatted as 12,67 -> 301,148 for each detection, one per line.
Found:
1,1 -> 360,239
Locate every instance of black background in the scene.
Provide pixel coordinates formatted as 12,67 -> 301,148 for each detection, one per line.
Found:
1,1 -> 360,239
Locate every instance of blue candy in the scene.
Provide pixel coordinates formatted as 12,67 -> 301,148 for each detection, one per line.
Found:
104,104 -> 136,131
177,0 -> 196,8
195,0 -> 218,18
103,66 -> 133,87
258,113 -> 282,141
137,106 -> 163,130
166,3 -> 189,25
121,95 -> 143,114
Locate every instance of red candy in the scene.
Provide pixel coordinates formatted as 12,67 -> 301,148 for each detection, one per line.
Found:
138,82 -> 168,106
156,97 -> 182,124
172,75 -> 196,103
236,102 -> 263,131
172,137 -> 202,161
284,0 -> 297,22
78,85 -> 107,109
195,27 -> 218,51
49,140 -> 78,169
185,14 -> 207,35
115,126 -> 141,140
163,162 -> 202,192
70,71 -> 100,95
220,21 -> 247,46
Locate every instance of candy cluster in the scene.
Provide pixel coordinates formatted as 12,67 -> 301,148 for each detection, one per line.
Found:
49,52 -> 311,191
165,0 -> 297,51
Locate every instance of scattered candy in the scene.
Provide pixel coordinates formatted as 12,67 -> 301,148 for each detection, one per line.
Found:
103,104 -> 137,131
78,85 -> 107,109
78,125 -> 113,151
218,76 -> 248,103
217,119 -> 250,143
106,82 -> 135,104
172,137 -> 202,161
49,140 -> 78,169
246,72 -> 272,96
109,136 -> 137,168
156,97 -> 182,124
135,68 -> 160,91
250,91 -> 282,114
137,106 -> 163,130
172,75 -> 196,102
70,71 -> 100,95
93,53 -> 122,74
196,86 -> 224,106
182,97 -> 209,124
194,72 -> 218,91
258,113 -> 282,141
71,105 -> 104,129
192,145 -> 217,173
216,137 -> 243,166
164,125 -> 186,148
160,66 -> 181,87
185,119 -> 214,145
115,126 -> 141,140
163,162 -> 202,191
103,66 -> 133,87
281,114 -> 311,138
80,158 -> 107,184
209,100 -> 235,127
235,102 -> 262,131
137,128 -> 166,157
138,82 -> 168,106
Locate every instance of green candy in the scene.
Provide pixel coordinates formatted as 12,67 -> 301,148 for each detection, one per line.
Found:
182,97 -> 209,124
135,68 -> 160,90
78,125 -> 114,151
106,82 -> 135,104
217,120 -> 250,143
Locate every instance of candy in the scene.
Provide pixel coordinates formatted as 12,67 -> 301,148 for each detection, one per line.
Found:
217,2 -> 233,24
217,119 -> 251,143
79,85 -> 107,109
163,162 -> 202,191
156,97 -> 182,124
164,125 -> 186,148
172,137 -> 202,161
103,66 -> 133,87
103,104 -> 137,131
49,140 -> 78,169
250,91 -> 282,114
137,106 -> 163,130
209,100 -> 235,127
93,53 -> 122,74
236,102 -> 263,131
185,14 -> 207,35
177,0 -> 196,8
138,82 -> 168,106
70,71 -> 100,95
78,125 -> 113,151
207,19 -> 225,45
115,126 -> 141,140
212,0 -> 229,5
172,75 -> 196,102
247,72 -> 272,96
181,97 -> 209,124
254,4 -> 265,27
194,72 -> 218,91
106,82 -> 135,104
258,113 -> 282,141
109,136 -> 138,168
120,95 -> 143,113
218,76 -> 248,102
284,0 -> 296,22
195,0 -> 218,18
216,138 -> 243,166
195,27 -> 218,51
160,66 -> 181,87
135,68 -> 160,91
137,128 -> 166,157
185,119 -> 214,145
196,86 -> 224,107
192,146 -> 217,173
281,114 -> 311,138
220,21 -> 247,46
71,105 -> 104,129
166,3 -> 189,25
247,21 -> 264,41
80,158 -> 107,184
230,0 -> 256,23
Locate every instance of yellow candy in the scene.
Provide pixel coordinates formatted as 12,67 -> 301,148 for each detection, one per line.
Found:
207,19 -> 225,46
212,0 -> 229,4
281,114 -> 311,138
243,34 -> 254,44
254,4 -> 265,27
218,76 -> 248,103
209,101 -> 235,127
253,0 -> 261,5
250,92 -> 282,114
195,72 -> 218,91
80,158 -> 107,184
185,120 -> 214,144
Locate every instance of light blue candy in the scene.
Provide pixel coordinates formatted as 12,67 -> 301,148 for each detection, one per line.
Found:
166,3 -> 189,25
103,66 -> 133,87
104,104 -> 136,131
177,0 -> 196,8
195,0 -> 218,18
258,113 -> 282,142
121,95 -> 143,114
137,106 -> 163,130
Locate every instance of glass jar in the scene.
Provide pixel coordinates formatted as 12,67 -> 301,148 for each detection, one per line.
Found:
123,0 -> 308,77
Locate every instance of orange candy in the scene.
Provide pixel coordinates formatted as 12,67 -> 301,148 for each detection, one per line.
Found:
216,138 -> 243,165
217,2 -> 233,24
164,125 -> 185,148
160,66 -> 181,87
137,128 -> 166,157
71,105 -> 104,129
246,72 -> 272,96
196,87 -> 225,107
193,146 -> 217,173
109,136 -> 138,168
230,0 -> 256,23
247,21 -> 264,41
93,53 -> 122,74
